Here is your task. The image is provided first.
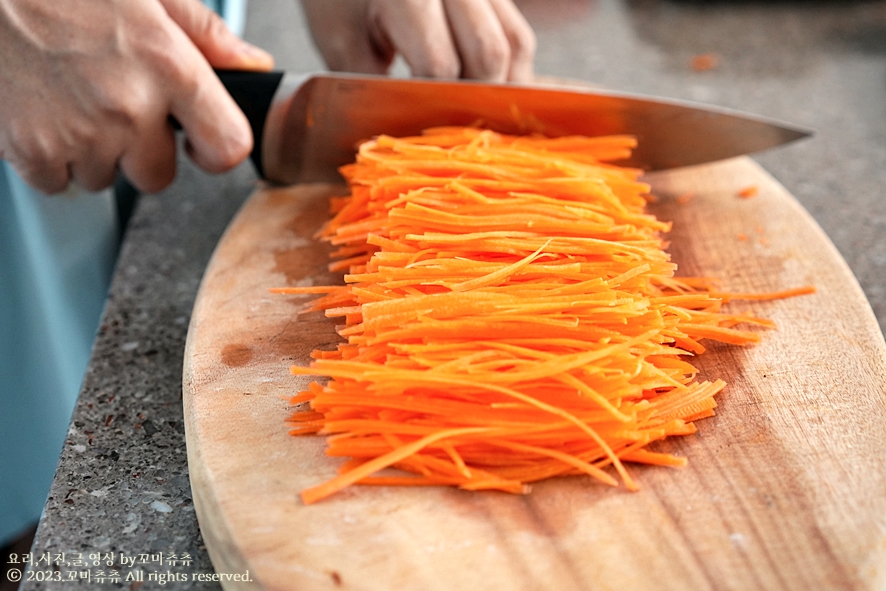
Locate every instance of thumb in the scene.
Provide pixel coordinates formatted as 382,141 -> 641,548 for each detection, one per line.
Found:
158,0 -> 274,71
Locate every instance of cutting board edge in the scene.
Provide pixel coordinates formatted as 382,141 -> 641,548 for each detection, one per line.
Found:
183,340 -> 263,591
181,188 -> 275,591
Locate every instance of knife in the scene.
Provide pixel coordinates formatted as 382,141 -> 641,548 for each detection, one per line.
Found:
215,70 -> 811,185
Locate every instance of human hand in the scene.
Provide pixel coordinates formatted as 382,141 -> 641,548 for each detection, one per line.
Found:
300,0 -> 535,83
0,0 -> 274,194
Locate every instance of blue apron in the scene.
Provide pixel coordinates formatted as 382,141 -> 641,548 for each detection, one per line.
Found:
0,0 -> 248,545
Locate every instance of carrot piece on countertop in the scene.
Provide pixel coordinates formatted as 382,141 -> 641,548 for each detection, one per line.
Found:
691,53 -> 720,72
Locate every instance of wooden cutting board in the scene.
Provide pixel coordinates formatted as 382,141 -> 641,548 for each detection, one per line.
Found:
183,157 -> 886,591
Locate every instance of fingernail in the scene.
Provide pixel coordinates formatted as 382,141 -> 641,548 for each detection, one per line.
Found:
239,40 -> 275,68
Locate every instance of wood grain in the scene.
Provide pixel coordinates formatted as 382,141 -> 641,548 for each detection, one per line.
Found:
183,158 -> 886,591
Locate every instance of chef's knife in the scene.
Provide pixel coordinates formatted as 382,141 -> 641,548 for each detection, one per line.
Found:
215,70 -> 811,185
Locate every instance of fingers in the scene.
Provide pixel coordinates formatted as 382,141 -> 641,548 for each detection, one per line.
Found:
166,59 -> 254,174
1,126 -> 71,194
172,94 -> 253,175
117,118 -> 178,194
369,0 -> 461,79
76,0 -> 257,189
487,0 -> 536,83
365,0 -> 535,82
57,117 -> 130,192
441,0 -> 536,82
70,152 -> 121,193
158,0 -> 274,71
0,0 -> 268,196
442,0 -> 510,81
0,109 -> 175,195
157,0 -> 256,174
17,163 -> 69,195
302,0 -> 393,74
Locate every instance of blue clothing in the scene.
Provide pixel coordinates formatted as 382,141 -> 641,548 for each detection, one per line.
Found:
0,167 -> 118,545
0,0 -> 248,546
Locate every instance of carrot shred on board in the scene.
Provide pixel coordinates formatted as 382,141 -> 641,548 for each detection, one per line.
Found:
676,192 -> 694,205
278,127 -> 814,504
738,185 -> 759,199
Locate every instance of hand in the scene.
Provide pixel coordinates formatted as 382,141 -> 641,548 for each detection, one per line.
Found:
300,0 -> 535,83
0,0 -> 274,194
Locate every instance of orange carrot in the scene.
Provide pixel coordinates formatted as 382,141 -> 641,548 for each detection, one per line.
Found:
738,185 -> 759,198
277,126 -> 813,504
676,192 -> 694,205
691,53 -> 720,72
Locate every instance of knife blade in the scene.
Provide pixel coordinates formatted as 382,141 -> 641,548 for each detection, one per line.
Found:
215,70 -> 811,185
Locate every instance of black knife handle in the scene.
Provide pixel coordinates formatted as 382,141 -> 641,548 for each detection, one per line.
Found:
169,69 -> 284,178
215,69 -> 284,178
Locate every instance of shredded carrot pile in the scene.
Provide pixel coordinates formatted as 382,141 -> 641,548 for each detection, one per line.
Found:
274,127 -> 814,504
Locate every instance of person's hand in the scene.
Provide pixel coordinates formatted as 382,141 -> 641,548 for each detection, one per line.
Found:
0,0 -> 274,194
300,0 -> 535,83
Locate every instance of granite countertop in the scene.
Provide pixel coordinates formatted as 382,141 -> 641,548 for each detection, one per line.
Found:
21,1 -> 886,589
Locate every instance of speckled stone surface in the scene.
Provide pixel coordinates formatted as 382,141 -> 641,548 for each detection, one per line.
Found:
17,158 -> 257,590
20,1 -> 886,589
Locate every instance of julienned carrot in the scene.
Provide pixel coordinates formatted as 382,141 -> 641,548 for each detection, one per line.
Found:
275,127 -> 814,504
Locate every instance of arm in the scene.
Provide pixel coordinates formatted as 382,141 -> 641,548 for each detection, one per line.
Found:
0,0 -> 274,194
300,0 -> 536,83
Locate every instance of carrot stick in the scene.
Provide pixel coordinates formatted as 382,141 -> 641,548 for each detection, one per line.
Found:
301,427 -> 494,504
